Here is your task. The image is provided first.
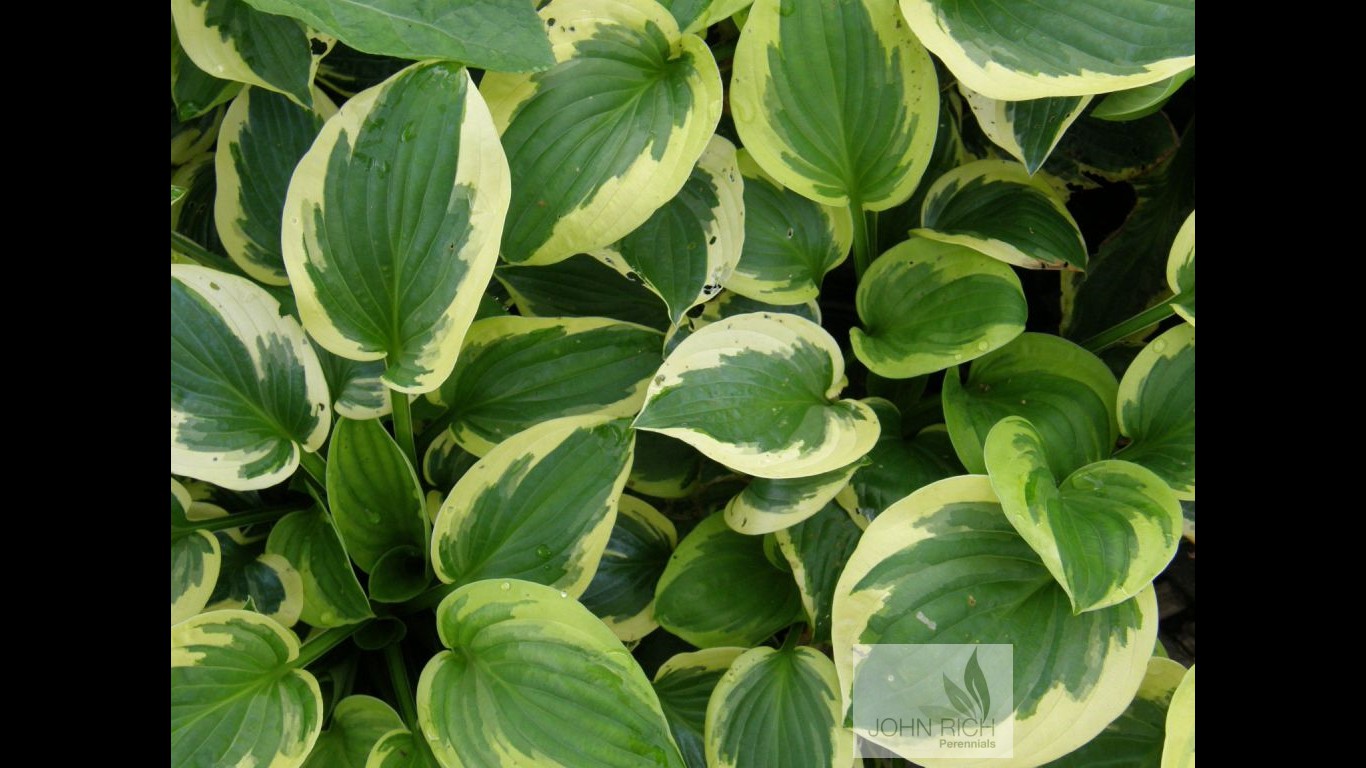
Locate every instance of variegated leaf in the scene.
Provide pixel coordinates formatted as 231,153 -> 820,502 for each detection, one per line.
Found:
660,0 -> 753,34
170,0 -> 321,107
960,86 -> 1091,174
172,479 -> 222,626
1094,68 -> 1195,122
628,430 -> 704,500
1117,324 -> 1194,498
581,494 -> 679,642
653,648 -> 746,768
302,695 -> 403,768
724,460 -> 861,535
497,253 -> 670,332
265,508 -> 374,627
316,347 -> 390,420
1042,657 -> 1188,767
1167,211 -> 1195,326
1162,666 -> 1195,768
171,23 -> 242,120
774,501 -> 864,643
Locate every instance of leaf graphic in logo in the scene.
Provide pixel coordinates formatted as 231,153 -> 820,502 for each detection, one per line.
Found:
964,648 -> 991,721
943,673 -> 975,718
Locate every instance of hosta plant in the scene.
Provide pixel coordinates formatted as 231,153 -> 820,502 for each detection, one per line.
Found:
170,1 -> 1195,766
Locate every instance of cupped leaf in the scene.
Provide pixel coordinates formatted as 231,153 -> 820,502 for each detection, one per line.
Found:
581,494 -> 679,642
172,23 -> 242,120
942,332 -> 1118,478
629,430 -> 704,499
241,0 -> 555,72
171,610 -> 323,768
898,0 -> 1195,100
431,415 -> 635,599
170,0 -> 319,107
317,347 -> 390,420
706,646 -> 851,768
832,476 -> 1157,768
1094,68 -> 1195,122
421,430 -> 478,494
209,546 -> 305,627
215,86 -> 330,285
265,508 -> 374,627
417,579 -> 686,768
916,159 -> 1087,270
635,313 -> 879,479
850,400 -> 962,521
1117,324 -> 1194,498
594,134 -> 745,325
327,417 -> 428,602
1162,666 -> 1194,768
653,648 -> 746,768
497,253 -> 671,332
429,316 -> 663,457
730,0 -> 939,210
774,501 -> 864,643
1042,657 -> 1187,768
303,695 -> 403,768
852,236 -> 1026,379
367,727 -> 442,768
725,150 -> 852,304
960,87 -> 1091,174
985,416 -> 1182,613
1167,211 -> 1195,326
282,60 -> 511,394
654,511 -> 803,648
724,460 -> 861,535
171,264 -> 330,490
484,0 -> 723,266
172,529 -> 221,626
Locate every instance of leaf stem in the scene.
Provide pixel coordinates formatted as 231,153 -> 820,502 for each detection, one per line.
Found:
780,625 -> 803,653
392,583 -> 458,616
293,621 -> 367,669
385,643 -> 420,729
172,504 -> 309,533
390,388 -> 419,472
298,450 -> 328,489
1079,291 -> 1191,353
850,200 -> 872,282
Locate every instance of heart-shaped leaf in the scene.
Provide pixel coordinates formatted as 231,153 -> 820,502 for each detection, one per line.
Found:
1117,324 -> 1194,498
653,648 -> 746,768
849,399 -> 962,521
1042,657 -> 1188,768
301,695 -> 402,768
580,494 -> 678,643
265,508 -> 374,627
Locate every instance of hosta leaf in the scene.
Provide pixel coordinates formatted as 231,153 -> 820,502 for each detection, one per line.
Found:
730,0 -> 938,210
594,135 -> 745,325
851,236 -> 1026,379
327,417 -> 428,602
172,154 -> 226,255
171,264 -> 330,490
429,316 -> 663,457
705,646 -> 851,768
417,579 -> 686,768
1043,111 -> 1178,187
724,460 -> 861,535
628,430 -> 704,499
315,41 -> 408,98
1162,666 -> 1194,768
1094,68 -> 1195,122
849,400 -> 962,518
635,313 -> 879,479
832,476 -> 1157,768
421,430 -> 478,494
665,291 -> 822,356
653,648 -> 746,768
774,501 -> 864,643
1167,211 -> 1195,326
317,347 -> 390,420
171,610 -> 323,768
171,106 -> 224,167
215,86 -> 331,286
209,546 -> 305,627
484,0 -> 723,266
171,23 -> 242,120
581,494 -> 679,642
660,0 -> 753,34
367,728 -> 442,768
170,0 -> 318,107
265,508 -> 374,627
431,415 -> 635,599
960,87 -> 1091,174
497,254 -> 670,332
241,0 -> 555,72
942,332 -> 1118,478
1042,657 -> 1187,768
1117,324 -> 1194,498
171,532 -> 221,627
985,416 -> 1182,613
724,150 -> 852,304
915,159 -> 1088,270
303,695 -> 403,768
654,511 -> 803,648
898,0 -> 1195,100
282,60 -> 511,394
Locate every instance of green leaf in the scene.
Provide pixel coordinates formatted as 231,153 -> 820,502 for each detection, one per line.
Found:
171,23 -> 243,120
961,87 -> 1091,174
665,290 -> 822,356
171,265 -> 331,490
852,236 -> 1026,379
898,0 -> 1195,100
1094,69 -> 1195,122
485,0 -> 723,265
724,461 -> 862,535
773,501 -> 864,643
594,135 -> 745,325
1162,665 -> 1194,768
1042,657 -> 1187,768
985,416 -> 1183,613
170,0 -> 319,107
705,646 -> 851,768
431,416 -> 635,599
581,494 -> 679,643
1043,111 -> 1179,187
659,0 -> 752,34
171,610 -> 323,768
635,313 -> 879,479
417,579 -> 686,768
653,648 -> 746,768
628,430 -> 704,500
209,533 -> 305,627
1117,324 -> 1194,499
326,417 -> 428,602
429,316 -> 663,457
730,0 -> 939,210
420,430 -> 478,494
316,346 -> 390,420
916,158 -> 1088,270
172,105 -> 225,167
302,695 -> 403,768
315,41 -> 408,98
172,480 -> 222,625
654,511 -> 803,648
367,728 -> 442,768
215,86 -> 330,286
497,253 -> 670,332
265,508 -> 374,628
1167,211 -> 1195,326
241,0 -> 555,72
942,332 -> 1118,478
281,60 -> 511,394
725,150 -> 852,304
832,476 -> 1157,767
850,400 -> 963,520
171,185 -> 188,206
